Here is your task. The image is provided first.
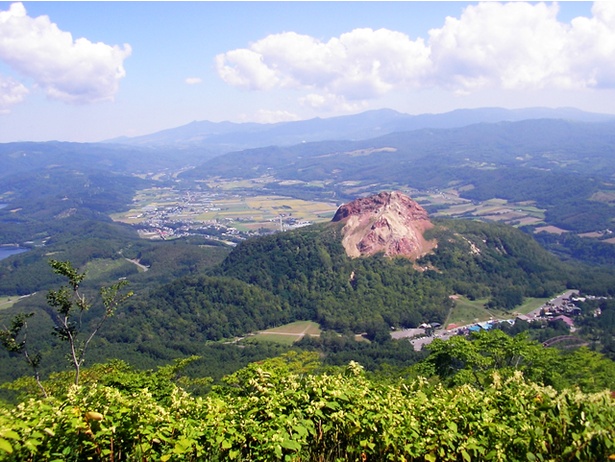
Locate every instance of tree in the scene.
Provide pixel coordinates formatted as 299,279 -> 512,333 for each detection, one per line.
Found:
46,260 -> 133,386
425,330 -> 561,389
0,313 -> 47,397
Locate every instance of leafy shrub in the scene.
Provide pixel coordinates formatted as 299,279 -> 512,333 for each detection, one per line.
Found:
1,354 -> 613,461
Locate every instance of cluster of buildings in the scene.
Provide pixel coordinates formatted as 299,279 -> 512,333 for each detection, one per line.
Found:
124,189 -> 317,242
267,213 -> 313,231
397,290 -> 602,351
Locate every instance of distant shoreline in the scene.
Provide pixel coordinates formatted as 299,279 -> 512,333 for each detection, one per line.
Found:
0,245 -> 28,261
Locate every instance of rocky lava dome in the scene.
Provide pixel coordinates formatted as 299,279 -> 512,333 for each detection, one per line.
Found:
332,191 -> 437,259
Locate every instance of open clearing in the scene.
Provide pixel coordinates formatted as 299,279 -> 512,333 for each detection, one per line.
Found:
420,190 -> 545,228
446,297 -> 495,326
0,296 -> 19,310
83,258 -> 135,281
253,321 -> 321,344
446,295 -> 550,327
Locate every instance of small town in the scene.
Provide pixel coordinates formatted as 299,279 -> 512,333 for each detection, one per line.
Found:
393,290 -> 607,351
113,187 -> 334,242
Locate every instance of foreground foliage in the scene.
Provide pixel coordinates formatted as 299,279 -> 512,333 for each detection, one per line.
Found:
0,353 -> 613,461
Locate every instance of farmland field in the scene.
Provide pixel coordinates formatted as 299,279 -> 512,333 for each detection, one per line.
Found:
111,186 -> 338,234
253,321 -> 321,345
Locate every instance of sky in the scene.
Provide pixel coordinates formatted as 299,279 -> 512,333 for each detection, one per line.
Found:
0,1 -> 613,143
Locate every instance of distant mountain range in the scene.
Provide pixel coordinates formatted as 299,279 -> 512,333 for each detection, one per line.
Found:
183,117 -> 615,183
105,107 -> 615,151
0,107 -> 612,179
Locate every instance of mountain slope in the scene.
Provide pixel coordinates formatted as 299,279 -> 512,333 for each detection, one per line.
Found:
332,191 -> 436,259
106,107 -> 615,150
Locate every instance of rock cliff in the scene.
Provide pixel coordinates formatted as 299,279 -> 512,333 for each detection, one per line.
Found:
332,191 -> 436,259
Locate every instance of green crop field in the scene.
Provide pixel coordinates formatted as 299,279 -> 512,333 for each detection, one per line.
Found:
262,321 -> 321,335
247,334 -> 299,346
446,297 -> 494,327
111,185 -> 337,234
516,296 -> 551,314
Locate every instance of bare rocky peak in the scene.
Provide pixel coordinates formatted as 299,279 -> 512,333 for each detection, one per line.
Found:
332,191 -> 437,259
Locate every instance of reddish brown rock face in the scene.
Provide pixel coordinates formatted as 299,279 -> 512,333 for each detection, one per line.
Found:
332,191 -> 437,259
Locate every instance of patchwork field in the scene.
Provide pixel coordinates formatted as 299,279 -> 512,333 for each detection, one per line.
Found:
110,186 -> 338,233
415,191 -> 546,228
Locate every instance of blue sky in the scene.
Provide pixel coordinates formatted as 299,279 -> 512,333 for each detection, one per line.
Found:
0,1 -> 612,143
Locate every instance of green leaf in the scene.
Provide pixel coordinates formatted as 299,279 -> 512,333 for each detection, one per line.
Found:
0,438 -> 13,454
221,439 -> 233,450
280,439 -> 301,451
293,424 -> 308,438
0,430 -> 19,440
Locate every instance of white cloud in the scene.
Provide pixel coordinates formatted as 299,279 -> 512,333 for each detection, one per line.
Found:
216,28 -> 429,111
185,77 -> 202,85
216,48 -> 281,90
566,2 -> 615,89
428,1 -> 610,92
216,2 -> 615,110
246,109 -> 301,124
0,2 -> 131,104
0,74 -> 28,113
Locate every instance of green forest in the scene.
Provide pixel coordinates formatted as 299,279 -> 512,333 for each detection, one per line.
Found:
2,214 -> 615,385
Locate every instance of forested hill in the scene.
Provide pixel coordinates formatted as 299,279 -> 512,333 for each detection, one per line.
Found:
215,219 -> 576,326
106,217 -> 593,353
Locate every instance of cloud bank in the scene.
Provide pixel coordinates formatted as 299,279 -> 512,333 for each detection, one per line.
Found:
216,1 -> 615,111
0,2 -> 131,111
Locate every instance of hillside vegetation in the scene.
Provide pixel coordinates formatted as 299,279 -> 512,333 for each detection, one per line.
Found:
1,348 -> 614,461
95,218 -> 585,355
2,199 -> 615,388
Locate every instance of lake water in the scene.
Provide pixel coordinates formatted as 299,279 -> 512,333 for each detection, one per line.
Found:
0,247 -> 28,260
